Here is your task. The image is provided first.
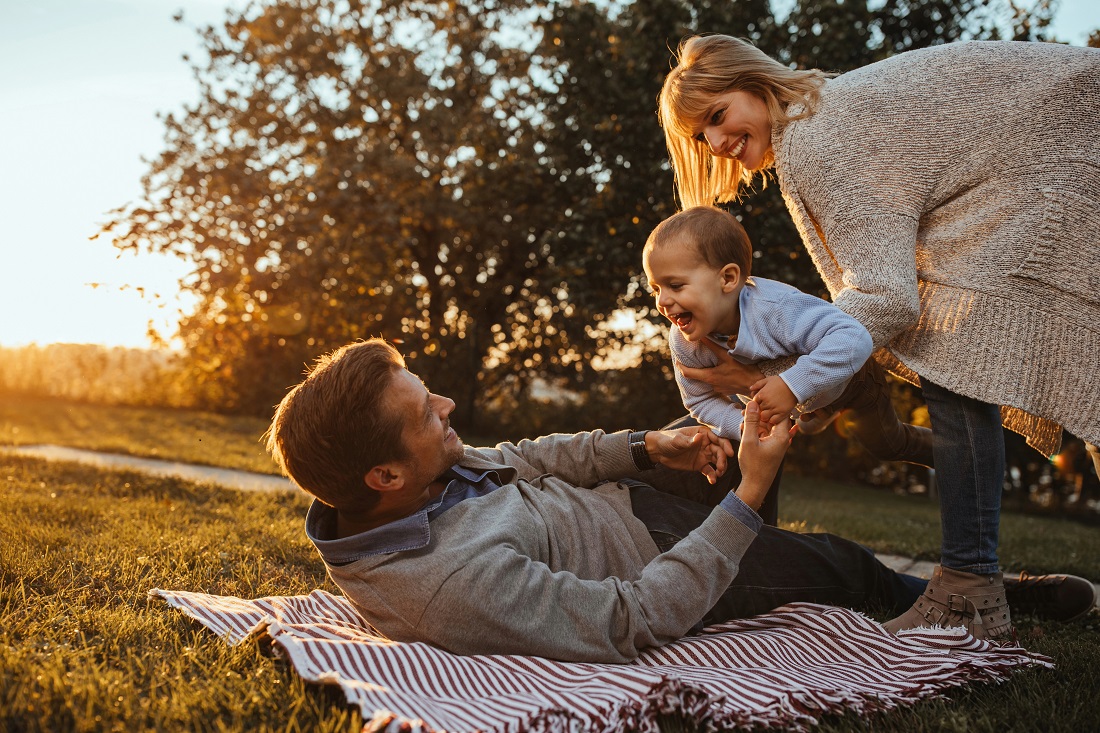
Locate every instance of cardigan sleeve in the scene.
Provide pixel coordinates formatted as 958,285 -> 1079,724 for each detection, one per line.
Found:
818,212 -> 923,350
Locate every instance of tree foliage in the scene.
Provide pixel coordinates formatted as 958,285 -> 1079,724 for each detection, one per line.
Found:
104,0 -> 1064,433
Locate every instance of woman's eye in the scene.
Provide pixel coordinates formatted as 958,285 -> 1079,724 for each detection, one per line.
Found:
693,131 -> 706,143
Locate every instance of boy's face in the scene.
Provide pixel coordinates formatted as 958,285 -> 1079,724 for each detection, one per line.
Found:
643,241 -> 743,341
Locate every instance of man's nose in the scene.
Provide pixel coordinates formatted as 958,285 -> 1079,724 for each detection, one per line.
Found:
435,394 -> 456,416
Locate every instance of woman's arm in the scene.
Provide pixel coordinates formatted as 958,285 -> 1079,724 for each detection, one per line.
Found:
676,338 -> 765,396
820,212 -> 922,349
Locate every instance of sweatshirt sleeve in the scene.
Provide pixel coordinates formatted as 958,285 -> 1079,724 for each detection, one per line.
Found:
466,429 -> 639,487
415,499 -> 759,662
669,327 -> 745,440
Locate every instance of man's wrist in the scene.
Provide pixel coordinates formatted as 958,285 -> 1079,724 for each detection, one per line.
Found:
735,472 -> 776,511
628,430 -> 656,471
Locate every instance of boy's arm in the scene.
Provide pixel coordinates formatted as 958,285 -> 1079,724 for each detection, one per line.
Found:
771,290 -> 874,411
670,328 -> 745,440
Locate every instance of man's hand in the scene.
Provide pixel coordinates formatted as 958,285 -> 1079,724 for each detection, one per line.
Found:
676,339 -> 765,396
748,375 -> 798,425
644,426 -> 736,485
735,400 -> 793,510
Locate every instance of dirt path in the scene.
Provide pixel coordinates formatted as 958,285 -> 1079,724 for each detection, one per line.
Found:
0,444 -> 295,493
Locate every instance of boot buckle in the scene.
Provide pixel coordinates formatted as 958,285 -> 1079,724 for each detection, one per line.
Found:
920,605 -> 946,625
946,593 -> 972,615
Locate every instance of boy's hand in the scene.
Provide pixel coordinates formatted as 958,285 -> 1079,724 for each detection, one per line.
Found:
646,427 -> 736,485
748,375 -> 798,425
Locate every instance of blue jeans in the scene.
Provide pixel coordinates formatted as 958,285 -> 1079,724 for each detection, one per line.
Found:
626,482 -> 926,627
920,377 -> 1005,574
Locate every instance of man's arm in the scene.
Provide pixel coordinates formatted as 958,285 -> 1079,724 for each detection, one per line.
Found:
471,421 -> 738,489
466,429 -> 639,488
417,404 -> 789,663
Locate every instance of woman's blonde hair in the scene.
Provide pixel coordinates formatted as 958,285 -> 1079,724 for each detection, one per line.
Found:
659,34 -> 831,209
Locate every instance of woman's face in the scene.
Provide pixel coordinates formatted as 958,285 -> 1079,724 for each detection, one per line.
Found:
692,89 -> 772,171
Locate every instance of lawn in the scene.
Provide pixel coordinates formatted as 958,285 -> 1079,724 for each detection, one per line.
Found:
2,396 -> 1098,732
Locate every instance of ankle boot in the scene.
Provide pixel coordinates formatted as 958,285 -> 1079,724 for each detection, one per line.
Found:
838,359 -> 935,467
883,565 -> 1012,640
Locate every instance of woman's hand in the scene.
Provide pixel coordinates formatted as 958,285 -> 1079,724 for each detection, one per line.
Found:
645,426 -> 736,485
676,339 -> 764,395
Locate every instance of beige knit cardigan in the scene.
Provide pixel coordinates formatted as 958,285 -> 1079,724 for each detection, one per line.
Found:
771,40 -> 1100,454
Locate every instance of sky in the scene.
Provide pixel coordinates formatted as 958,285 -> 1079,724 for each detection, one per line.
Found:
1,0 -> 1097,350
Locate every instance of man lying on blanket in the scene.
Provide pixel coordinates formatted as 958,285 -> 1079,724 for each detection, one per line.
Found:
266,338 -> 1094,663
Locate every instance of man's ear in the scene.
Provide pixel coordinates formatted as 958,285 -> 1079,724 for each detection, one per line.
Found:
364,464 -> 406,492
720,263 -> 742,292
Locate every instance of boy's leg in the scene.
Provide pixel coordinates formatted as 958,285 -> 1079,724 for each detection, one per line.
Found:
840,359 -> 935,467
626,483 -> 924,625
645,414 -> 782,525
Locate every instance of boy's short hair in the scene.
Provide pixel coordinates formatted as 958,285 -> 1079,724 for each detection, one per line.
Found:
645,205 -> 753,275
266,338 -> 409,510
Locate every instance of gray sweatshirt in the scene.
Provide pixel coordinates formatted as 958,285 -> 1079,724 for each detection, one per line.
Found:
307,429 -> 759,662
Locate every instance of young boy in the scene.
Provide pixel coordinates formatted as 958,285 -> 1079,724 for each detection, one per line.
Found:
643,206 -> 932,465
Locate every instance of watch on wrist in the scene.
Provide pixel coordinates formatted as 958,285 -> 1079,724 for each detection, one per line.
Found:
628,430 -> 656,471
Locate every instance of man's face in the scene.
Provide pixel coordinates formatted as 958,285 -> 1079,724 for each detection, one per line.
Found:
386,368 -> 465,488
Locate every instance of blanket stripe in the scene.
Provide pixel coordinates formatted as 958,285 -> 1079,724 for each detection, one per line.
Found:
149,589 -> 1050,732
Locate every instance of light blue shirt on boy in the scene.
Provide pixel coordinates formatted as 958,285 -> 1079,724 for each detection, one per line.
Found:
670,276 -> 872,440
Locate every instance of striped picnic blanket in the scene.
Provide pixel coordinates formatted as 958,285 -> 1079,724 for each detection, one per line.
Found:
150,588 -> 1050,732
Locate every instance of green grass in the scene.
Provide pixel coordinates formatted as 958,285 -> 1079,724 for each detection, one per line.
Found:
0,393 -> 280,474
1,455 -> 361,732
2,396 -> 1099,731
778,476 -> 1100,580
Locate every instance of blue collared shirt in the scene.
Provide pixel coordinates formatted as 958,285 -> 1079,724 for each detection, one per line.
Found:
305,465 -> 502,565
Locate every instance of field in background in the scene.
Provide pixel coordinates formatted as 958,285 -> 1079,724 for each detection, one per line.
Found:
0,393 -> 279,474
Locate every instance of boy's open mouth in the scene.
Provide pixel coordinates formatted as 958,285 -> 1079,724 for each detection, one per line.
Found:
670,312 -> 693,329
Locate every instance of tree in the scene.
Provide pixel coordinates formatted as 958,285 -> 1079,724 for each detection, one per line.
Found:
106,0 -> 585,424
105,0 -> 1032,438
